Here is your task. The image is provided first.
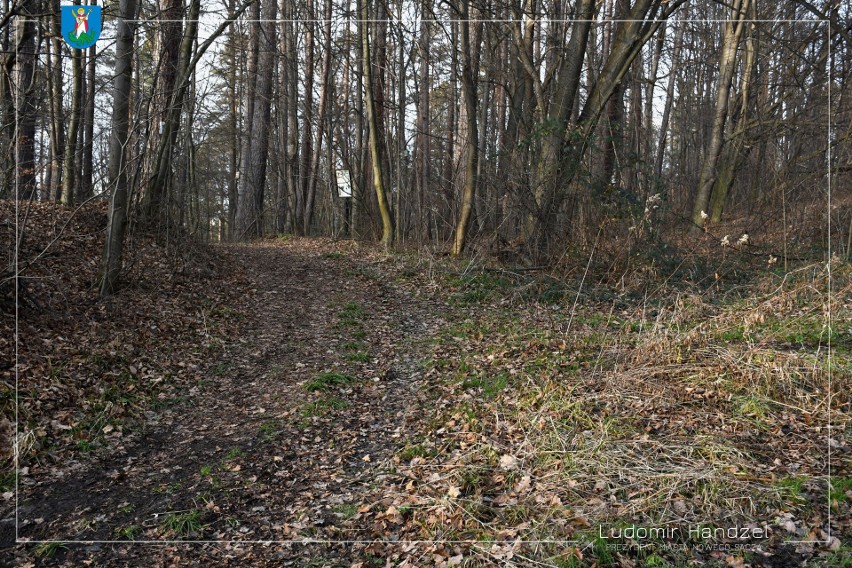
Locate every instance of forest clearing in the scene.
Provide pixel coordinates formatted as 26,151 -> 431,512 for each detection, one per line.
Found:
1,200 -> 848,566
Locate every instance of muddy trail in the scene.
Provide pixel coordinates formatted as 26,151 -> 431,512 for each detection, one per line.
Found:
12,240 -> 443,566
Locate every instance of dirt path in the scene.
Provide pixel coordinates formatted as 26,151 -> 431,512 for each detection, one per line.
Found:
15,240 -> 441,565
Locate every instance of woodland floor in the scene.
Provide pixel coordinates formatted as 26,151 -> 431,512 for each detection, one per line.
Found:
1,201 -> 850,567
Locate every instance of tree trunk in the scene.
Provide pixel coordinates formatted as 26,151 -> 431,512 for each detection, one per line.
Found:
235,0 -> 277,238
451,0 -> 480,256
303,0 -> 332,234
226,0 -> 238,238
690,0 -> 749,233
361,0 -> 393,248
13,0 -> 36,201
709,5 -> 755,223
81,42 -> 96,199
415,0 -> 431,244
295,0 -> 314,235
283,0 -> 299,233
62,48 -> 83,205
654,14 -> 685,182
140,0 -> 184,220
47,1 -> 65,201
101,0 -> 138,296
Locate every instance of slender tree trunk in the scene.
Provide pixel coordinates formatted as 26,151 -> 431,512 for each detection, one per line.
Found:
101,0 -> 138,296
394,2 -> 406,244
361,0 -> 393,248
81,42 -> 96,198
296,0 -> 314,235
690,0 -> 749,233
524,0 -> 595,249
415,0 -> 431,244
283,0 -> 299,233
451,0 -> 480,256
46,2 -> 65,200
654,14 -> 685,182
303,0 -> 332,234
709,4 -> 755,223
62,49 -> 83,205
226,0 -> 238,238
145,0 -> 206,228
13,0 -> 36,201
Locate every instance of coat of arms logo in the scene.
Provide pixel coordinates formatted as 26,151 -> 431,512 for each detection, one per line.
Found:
61,5 -> 102,50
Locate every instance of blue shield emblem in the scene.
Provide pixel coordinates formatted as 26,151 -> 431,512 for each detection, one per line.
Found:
61,5 -> 102,50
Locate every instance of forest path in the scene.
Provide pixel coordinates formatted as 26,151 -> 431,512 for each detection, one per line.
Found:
17,239 -> 443,564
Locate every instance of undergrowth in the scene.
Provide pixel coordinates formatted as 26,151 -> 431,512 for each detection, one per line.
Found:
391,254 -> 849,565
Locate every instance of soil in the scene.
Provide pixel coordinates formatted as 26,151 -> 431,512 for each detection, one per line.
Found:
1,205 -> 847,567
6,238 -> 443,566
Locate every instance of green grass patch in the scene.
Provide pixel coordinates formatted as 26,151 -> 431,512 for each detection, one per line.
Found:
449,273 -> 512,305
333,503 -> 359,519
460,372 -> 509,398
830,477 -> 851,504
591,535 -> 616,567
733,395 -> 771,422
113,524 -> 141,540
210,363 -> 229,376
160,510 -> 202,537
776,475 -> 809,505
304,372 -> 356,392
340,302 -> 364,318
399,444 -> 429,461
301,397 -> 349,417
819,546 -> 852,567
225,447 -> 244,461
259,420 -> 281,441
150,396 -> 188,411
346,351 -> 371,363
33,541 -> 68,558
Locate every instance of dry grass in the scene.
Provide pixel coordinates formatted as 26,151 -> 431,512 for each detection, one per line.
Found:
388,258 -> 849,564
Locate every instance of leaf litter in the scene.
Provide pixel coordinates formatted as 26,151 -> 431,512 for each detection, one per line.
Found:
1,200 -> 850,566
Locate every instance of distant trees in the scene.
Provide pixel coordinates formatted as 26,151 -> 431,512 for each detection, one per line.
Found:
0,0 -> 846,290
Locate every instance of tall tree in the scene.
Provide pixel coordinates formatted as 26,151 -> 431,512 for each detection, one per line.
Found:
235,0 -> 277,238
302,0 -> 333,234
361,0 -> 393,248
140,0 -> 185,219
11,0 -> 38,201
62,46 -> 83,205
295,0 -> 315,235
80,39 -> 97,198
101,0 -> 139,296
45,0 -> 65,201
690,0 -> 750,233
450,0 -> 480,256
414,0 -> 431,244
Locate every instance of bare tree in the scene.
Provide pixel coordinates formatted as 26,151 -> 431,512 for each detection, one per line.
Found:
451,0 -> 480,256
361,0 -> 393,248
236,0 -> 278,238
690,0 -> 751,233
101,0 -> 139,296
